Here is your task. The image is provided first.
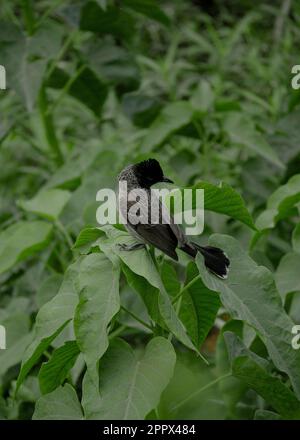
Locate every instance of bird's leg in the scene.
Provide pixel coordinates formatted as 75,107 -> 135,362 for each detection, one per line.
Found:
118,242 -> 146,251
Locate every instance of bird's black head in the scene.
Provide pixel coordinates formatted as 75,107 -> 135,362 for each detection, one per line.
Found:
134,158 -> 173,188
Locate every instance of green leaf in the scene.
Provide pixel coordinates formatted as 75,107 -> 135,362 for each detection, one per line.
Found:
292,223 -> 300,254
0,221 -> 53,274
19,189 -> 71,221
83,42 -> 140,91
122,92 -> 162,127
224,113 -> 284,168
33,384 -> 83,420
275,253 -> 300,299
16,321 -> 71,393
196,234 -> 300,399
190,80 -> 214,113
0,21 -> 63,111
98,227 -> 197,354
0,333 -> 33,378
179,262 -> 220,347
167,181 -> 256,230
73,252 -> 120,420
39,341 -> 80,395
73,227 -> 105,250
216,321 -> 246,417
256,174 -> 300,230
82,337 -> 176,419
74,253 -> 120,382
80,2 -> 135,39
36,274 -> 63,308
122,263 -> 162,325
16,259 -> 81,391
123,0 -> 170,26
254,410 -> 282,420
141,101 -> 193,152
48,66 -> 108,116
225,332 -> 300,420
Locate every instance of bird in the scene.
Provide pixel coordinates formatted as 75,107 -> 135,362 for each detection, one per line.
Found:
117,158 -> 230,279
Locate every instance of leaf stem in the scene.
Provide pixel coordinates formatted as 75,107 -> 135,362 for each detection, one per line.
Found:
172,274 -> 202,305
39,87 -> 64,166
120,305 -> 153,332
55,219 -> 74,249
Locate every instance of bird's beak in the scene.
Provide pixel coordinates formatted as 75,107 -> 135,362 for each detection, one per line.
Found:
161,176 -> 174,184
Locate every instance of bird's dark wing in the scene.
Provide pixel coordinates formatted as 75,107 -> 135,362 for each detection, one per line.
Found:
135,223 -> 178,260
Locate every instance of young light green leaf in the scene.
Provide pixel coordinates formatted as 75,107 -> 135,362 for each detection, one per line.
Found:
19,189 -> 71,221
256,174 -> 300,230
82,337 -> 176,419
225,332 -> 300,420
39,341 -> 80,395
224,113 -> 284,168
196,234 -> 300,399
33,384 -> 84,420
141,101 -> 193,152
0,221 -> 53,274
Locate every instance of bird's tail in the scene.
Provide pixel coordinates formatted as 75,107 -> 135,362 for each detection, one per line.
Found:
180,242 -> 230,279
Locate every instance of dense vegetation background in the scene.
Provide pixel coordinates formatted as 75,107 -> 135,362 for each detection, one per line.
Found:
0,0 -> 300,420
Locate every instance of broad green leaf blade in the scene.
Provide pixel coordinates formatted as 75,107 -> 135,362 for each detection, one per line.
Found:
122,263 -> 162,325
141,101 -> 193,152
16,321 -> 71,393
196,234 -> 300,399
123,0 -> 170,26
224,113 -> 284,168
98,227 -> 197,354
33,384 -> 83,420
82,337 -> 176,419
167,181 -> 256,230
179,262 -> 220,347
275,253 -> 300,299
19,189 -> 71,221
74,253 -> 120,381
16,259 -> 81,391
225,333 -> 300,420
73,227 -> 105,250
256,174 -> 300,230
292,223 -> 300,254
0,333 -> 33,378
80,2 -> 135,39
39,341 -> 80,395
0,22 -> 63,111
216,321 -> 246,417
0,221 -> 53,274
48,67 -> 108,116
36,274 -> 63,308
